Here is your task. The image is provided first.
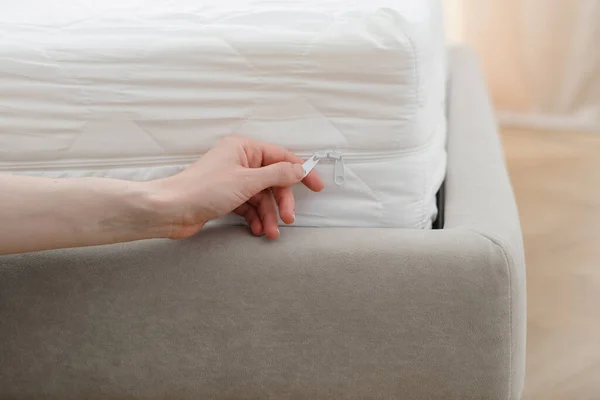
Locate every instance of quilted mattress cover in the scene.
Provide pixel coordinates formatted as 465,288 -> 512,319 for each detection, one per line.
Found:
0,0 -> 447,229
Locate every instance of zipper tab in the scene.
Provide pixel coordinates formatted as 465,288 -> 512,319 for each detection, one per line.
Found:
302,154 -> 320,177
328,151 -> 346,186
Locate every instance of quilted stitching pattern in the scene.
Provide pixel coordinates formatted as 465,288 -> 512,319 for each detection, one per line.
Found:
0,0 -> 442,159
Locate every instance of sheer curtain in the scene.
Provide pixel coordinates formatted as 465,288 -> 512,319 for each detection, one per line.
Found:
444,0 -> 600,132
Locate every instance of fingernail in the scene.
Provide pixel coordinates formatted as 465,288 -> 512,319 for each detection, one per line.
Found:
277,228 -> 280,236
292,212 -> 296,222
294,164 -> 305,180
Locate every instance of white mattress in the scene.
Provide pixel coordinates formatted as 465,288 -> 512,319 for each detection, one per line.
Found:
0,0 -> 447,229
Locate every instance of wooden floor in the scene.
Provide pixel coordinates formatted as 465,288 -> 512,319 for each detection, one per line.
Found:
501,128 -> 600,400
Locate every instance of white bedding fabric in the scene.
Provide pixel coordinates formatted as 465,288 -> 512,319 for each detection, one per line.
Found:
0,0 -> 447,228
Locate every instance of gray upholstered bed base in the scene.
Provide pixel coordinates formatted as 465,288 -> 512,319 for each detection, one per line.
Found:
0,46 -> 526,400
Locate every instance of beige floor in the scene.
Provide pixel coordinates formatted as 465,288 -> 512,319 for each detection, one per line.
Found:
501,128 -> 600,400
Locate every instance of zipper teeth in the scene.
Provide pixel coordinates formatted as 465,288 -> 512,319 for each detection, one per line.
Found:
297,141 -> 432,161
298,128 -> 439,160
0,141 -> 433,172
0,155 -> 202,172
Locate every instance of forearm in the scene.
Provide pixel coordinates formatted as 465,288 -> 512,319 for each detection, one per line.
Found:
0,174 -> 169,255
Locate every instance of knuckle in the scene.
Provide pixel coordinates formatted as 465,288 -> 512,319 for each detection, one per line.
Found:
280,162 -> 296,180
221,133 -> 243,144
273,188 -> 286,203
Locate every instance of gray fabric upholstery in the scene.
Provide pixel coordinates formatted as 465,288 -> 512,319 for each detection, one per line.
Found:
0,47 -> 526,400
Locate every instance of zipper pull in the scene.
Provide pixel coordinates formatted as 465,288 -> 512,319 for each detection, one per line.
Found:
328,151 -> 346,186
302,154 -> 320,177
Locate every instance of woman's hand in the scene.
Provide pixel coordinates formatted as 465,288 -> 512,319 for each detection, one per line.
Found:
149,135 -> 324,240
0,135 -> 322,255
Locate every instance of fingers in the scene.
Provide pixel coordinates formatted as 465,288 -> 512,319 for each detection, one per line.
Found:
232,135 -> 325,192
249,162 -> 305,193
236,187 -> 294,239
248,190 -> 280,239
214,135 -> 325,239
241,136 -> 304,166
273,186 -> 295,225
234,203 -> 263,236
300,169 -> 325,193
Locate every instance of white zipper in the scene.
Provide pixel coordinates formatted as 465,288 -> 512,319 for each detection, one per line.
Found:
0,146 -> 429,186
299,146 -> 433,186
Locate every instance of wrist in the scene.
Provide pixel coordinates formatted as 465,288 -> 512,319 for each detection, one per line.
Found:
141,178 -> 207,240
137,180 -> 179,240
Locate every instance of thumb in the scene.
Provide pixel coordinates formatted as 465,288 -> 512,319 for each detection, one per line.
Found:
250,162 -> 305,190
